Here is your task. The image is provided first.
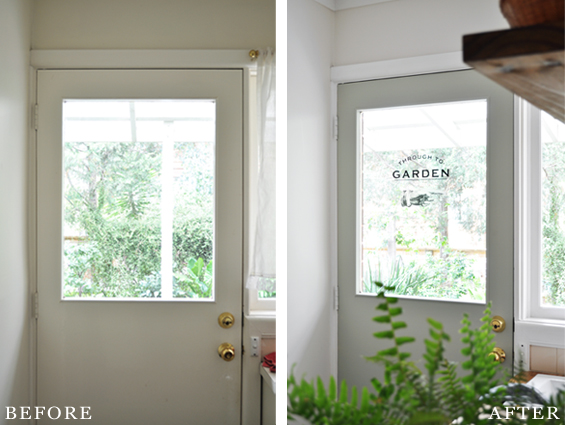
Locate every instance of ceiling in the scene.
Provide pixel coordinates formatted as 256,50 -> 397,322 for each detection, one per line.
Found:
315,0 -> 397,11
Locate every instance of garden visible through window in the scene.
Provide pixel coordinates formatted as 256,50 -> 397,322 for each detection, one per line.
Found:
62,100 -> 215,300
541,111 -> 565,307
359,100 -> 487,302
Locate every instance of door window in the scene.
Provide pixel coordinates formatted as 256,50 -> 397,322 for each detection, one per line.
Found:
359,100 -> 487,302
63,100 -> 215,300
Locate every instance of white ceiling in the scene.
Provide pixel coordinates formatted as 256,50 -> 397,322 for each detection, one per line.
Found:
315,0 -> 397,12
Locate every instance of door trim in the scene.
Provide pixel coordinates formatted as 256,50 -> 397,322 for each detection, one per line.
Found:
29,52 -> 253,425
328,51 -> 474,379
331,51 -> 468,84
30,49 -> 256,70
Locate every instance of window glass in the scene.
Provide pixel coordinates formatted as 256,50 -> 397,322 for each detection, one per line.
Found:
541,111 -> 565,307
258,287 -> 276,299
62,99 -> 215,300
359,100 -> 487,302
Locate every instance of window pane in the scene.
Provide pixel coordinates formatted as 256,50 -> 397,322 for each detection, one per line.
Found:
541,111 -> 565,307
62,100 -> 215,300
257,279 -> 276,299
360,100 -> 487,302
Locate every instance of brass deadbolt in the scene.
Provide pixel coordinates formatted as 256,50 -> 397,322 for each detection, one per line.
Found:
490,316 -> 506,333
489,347 -> 506,363
218,312 -> 235,329
218,342 -> 235,361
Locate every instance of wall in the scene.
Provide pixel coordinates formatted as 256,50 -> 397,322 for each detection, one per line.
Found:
32,0 -> 275,50
288,0 -> 511,387
0,0 -> 32,420
334,0 -> 508,66
288,0 -> 335,383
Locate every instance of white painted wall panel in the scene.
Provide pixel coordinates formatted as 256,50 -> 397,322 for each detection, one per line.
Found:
32,0 -> 275,50
288,0 -> 335,382
334,0 -> 508,66
0,0 -> 32,420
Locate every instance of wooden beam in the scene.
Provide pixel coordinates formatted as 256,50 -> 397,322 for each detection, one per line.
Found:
464,20 -> 564,123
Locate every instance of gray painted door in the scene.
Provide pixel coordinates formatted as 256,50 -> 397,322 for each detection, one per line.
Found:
36,69 -> 243,424
337,70 -> 514,390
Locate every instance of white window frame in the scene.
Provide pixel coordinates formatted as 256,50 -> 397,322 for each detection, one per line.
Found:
516,99 -> 565,322
247,289 -> 276,313
515,99 -> 565,367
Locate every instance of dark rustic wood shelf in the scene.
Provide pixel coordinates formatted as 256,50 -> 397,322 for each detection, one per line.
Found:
463,20 -> 564,122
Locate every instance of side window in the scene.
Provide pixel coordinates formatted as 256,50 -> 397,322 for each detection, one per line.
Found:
518,101 -> 565,321
539,110 -> 565,308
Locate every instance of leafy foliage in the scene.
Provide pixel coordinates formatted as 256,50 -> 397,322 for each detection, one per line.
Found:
364,251 -> 483,302
288,283 -> 565,424
174,257 -> 213,298
63,138 -> 214,298
542,137 -> 565,306
362,142 -> 488,302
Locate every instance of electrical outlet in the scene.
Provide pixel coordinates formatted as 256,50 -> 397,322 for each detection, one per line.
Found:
250,336 -> 260,357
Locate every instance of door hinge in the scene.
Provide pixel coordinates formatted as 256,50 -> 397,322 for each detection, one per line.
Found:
333,286 -> 339,311
33,104 -> 38,131
332,116 -> 338,140
32,292 -> 39,319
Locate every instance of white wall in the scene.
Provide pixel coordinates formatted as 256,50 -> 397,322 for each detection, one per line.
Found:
289,0 -> 510,387
334,0 -> 508,66
0,0 -> 32,419
32,0 -> 275,50
288,0 -> 335,382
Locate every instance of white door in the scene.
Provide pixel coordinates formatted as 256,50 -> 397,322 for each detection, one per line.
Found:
36,69 -> 243,424
337,70 -> 514,389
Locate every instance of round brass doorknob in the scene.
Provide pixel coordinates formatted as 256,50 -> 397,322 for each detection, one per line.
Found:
218,312 -> 235,329
490,316 -> 506,333
218,343 -> 235,361
489,347 -> 506,363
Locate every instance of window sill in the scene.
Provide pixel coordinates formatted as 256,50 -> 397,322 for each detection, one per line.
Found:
518,317 -> 565,327
247,310 -> 276,319
244,314 -> 275,336
260,365 -> 276,394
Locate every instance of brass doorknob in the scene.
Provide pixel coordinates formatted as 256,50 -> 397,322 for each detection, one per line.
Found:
218,343 -> 235,361
218,312 -> 235,329
490,316 -> 506,333
489,347 -> 506,363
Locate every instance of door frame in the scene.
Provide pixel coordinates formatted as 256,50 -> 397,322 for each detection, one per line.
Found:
28,49 -> 258,425
328,52 -> 475,378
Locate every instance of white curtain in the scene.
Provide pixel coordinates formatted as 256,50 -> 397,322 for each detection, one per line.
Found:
247,48 -> 276,292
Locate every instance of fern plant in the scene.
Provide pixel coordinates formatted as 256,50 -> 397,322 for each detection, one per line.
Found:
288,282 -> 565,424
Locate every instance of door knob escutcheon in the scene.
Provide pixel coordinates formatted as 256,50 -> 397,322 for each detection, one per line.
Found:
218,312 -> 235,329
490,316 -> 506,333
218,343 -> 235,361
489,347 -> 506,363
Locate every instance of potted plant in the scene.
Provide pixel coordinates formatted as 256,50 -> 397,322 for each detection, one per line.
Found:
288,283 -> 565,424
